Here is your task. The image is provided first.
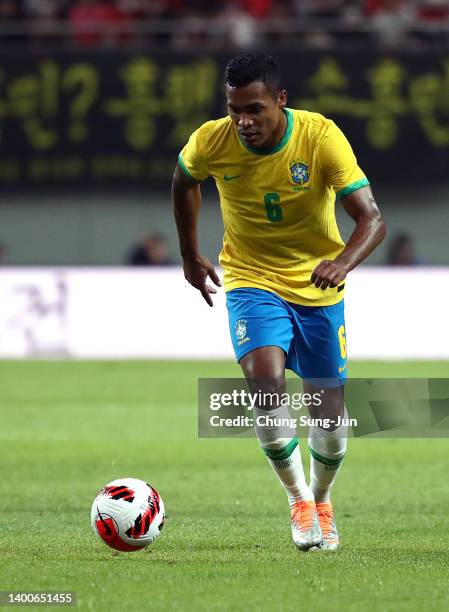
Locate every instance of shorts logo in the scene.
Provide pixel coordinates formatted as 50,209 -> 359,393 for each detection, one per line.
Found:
290,161 -> 309,185
235,319 -> 250,346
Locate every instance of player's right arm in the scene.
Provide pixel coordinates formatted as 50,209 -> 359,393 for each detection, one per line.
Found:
172,163 -> 221,307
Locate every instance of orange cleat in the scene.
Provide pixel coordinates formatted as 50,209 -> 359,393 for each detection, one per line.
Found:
290,500 -> 322,551
315,502 -> 339,550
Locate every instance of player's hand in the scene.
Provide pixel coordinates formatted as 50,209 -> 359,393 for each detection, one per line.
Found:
182,255 -> 222,307
311,259 -> 348,291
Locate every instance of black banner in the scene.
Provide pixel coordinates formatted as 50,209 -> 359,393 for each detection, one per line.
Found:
0,49 -> 448,187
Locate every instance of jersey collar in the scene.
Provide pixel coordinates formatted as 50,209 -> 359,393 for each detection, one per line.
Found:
238,108 -> 293,156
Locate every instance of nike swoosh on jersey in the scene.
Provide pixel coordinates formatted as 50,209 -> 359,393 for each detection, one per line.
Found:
224,174 -> 243,181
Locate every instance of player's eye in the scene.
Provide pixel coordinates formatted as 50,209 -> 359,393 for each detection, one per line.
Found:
228,106 -> 262,115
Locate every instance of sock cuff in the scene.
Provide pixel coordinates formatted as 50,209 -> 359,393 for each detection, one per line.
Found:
262,438 -> 298,462
308,429 -> 347,457
308,445 -> 345,468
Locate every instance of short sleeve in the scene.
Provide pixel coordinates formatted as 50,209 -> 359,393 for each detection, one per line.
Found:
178,124 -> 209,182
318,121 -> 369,199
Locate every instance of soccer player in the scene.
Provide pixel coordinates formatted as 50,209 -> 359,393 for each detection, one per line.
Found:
172,52 -> 386,551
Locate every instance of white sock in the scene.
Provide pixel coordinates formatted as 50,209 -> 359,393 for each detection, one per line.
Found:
308,411 -> 348,504
254,404 -> 314,504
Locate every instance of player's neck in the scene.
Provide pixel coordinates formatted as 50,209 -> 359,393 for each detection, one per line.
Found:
264,109 -> 287,149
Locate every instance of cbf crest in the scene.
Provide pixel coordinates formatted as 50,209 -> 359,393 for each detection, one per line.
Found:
290,161 -> 309,185
235,319 -> 250,346
235,319 -> 247,340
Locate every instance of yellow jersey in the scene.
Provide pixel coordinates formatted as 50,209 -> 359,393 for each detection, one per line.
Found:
178,108 -> 369,306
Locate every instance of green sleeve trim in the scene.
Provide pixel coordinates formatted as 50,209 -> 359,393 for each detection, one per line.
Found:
336,178 -> 369,200
262,438 -> 298,462
309,446 -> 345,468
178,153 -> 204,183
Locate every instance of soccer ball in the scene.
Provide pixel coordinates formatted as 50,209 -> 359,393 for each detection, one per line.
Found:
91,478 -> 165,552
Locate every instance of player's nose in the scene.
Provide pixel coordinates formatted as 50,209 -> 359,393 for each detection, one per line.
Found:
238,114 -> 253,129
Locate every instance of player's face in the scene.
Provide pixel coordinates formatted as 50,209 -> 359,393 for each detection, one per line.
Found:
226,81 -> 287,149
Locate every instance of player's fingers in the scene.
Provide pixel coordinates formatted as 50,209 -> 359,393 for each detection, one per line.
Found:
311,260 -> 331,283
319,278 -> 329,291
205,285 -> 217,294
310,266 -> 323,284
316,270 -> 335,289
189,277 -> 205,290
325,272 -> 339,288
328,275 -> 341,288
314,273 -> 329,288
207,266 -> 222,287
312,264 -> 331,286
330,269 -> 347,287
200,286 -> 214,307
311,270 -> 322,285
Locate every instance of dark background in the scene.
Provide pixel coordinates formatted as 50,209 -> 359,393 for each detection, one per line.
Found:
0,49 -> 448,187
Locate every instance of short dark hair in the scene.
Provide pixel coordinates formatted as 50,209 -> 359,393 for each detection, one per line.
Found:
225,52 -> 281,96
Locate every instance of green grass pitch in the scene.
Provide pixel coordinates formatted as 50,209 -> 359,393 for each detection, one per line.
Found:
1,360 -> 449,611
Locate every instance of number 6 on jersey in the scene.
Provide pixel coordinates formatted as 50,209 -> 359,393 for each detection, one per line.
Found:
264,192 -> 283,222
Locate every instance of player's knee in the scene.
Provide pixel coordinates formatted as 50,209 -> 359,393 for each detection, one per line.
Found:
307,385 -> 344,426
240,347 -> 286,408
243,362 -> 284,391
240,346 -> 285,380
250,377 -> 285,411
242,365 -> 285,409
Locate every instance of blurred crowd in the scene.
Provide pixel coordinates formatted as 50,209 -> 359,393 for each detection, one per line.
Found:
0,230 -> 427,266
123,230 -> 426,267
127,232 -> 174,266
0,0 -> 448,48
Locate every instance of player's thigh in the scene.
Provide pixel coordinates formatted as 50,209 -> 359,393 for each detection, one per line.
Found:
294,301 -> 346,424
226,288 -> 293,391
291,299 -> 347,386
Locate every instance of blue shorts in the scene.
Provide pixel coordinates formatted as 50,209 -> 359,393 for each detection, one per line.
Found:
226,288 -> 347,385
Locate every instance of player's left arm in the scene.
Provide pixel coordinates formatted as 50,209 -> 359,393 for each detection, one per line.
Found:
311,185 -> 386,290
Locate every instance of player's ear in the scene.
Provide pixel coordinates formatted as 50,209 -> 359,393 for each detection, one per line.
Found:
278,89 -> 287,109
